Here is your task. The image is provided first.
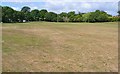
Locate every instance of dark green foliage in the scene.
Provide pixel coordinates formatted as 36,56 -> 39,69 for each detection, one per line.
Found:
2,6 -> 15,22
82,10 -> 109,22
109,17 -> 120,22
45,12 -> 57,22
31,9 -> 40,21
57,15 -> 63,22
13,11 -> 25,22
2,6 -> 118,23
58,12 -> 69,22
74,15 -> 82,22
82,12 -> 91,22
95,10 -> 109,22
21,6 -> 30,13
39,9 -> 48,21
21,6 -> 31,22
68,11 -> 75,22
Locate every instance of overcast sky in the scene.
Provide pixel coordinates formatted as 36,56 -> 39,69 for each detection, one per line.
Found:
1,0 -> 119,16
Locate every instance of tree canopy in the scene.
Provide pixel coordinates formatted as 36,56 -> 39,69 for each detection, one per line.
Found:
1,6 -> 119,23
21,6 -> 31,13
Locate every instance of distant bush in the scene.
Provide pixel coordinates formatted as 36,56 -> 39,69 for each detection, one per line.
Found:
108,17 -> 120,22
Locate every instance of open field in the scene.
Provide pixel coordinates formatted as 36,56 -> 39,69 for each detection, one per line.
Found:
2,22 -> 118,72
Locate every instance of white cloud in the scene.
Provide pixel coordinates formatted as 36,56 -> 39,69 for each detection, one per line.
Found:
38,2 -> 117,15
1,0 -> 120,2
11,7 -> 20,11
2,1 -> 118,16
31,6 -> 38,10
80,2 -> 91,9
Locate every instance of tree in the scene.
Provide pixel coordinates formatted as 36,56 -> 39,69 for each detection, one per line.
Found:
59,12 -> 69,22
82,10 -> 109,22
88,12 -> 97,22
88,10 -> 100,22
68,11 -> 75,22
57,14 -> 63,22
13,11 -> 19,22
96,10 -> 109,22
82,12 -> 91,22
2,6 -> 15,22
31,9 -> 40,21
68,11 -> 75,17
21,6 -> 31,22
21,6 -> 30,13
39,9 -> 48,21
74,15 -> 82,22
13,11 -> 25,22
2,6 -> 115,23
97,13 -> 108,22
45,12 -> 57,22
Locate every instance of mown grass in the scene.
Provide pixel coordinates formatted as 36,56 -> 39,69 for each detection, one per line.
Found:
2,22 -> 118,72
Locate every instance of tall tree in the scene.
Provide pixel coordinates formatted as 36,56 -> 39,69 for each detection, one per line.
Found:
59,12 -> 69,22
82,10 -> 109,22
82,12 -> 91,22
2,6 -> 15,22
67,11 -> 75,22
39,9 -> 48,21
21,6 -> 30,13
21,6 -> 31,22
31,9 -> 40,21
96,11 -> 109,22
74,15 -> 82,22
13,11 -> 25,22
45,12 -> 57,22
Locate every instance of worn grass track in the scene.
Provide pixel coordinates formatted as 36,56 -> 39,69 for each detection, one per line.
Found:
2,22 -> 118,72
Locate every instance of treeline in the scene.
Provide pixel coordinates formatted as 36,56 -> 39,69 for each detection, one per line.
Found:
2,6 -> 120,23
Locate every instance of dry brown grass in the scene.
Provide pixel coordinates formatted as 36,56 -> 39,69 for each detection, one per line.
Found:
2,22 -> 118,72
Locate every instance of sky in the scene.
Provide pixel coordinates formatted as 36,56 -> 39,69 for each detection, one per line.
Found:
1,0 -> 119,16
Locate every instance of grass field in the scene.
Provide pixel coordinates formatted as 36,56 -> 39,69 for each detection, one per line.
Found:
2,22 -> 118,72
